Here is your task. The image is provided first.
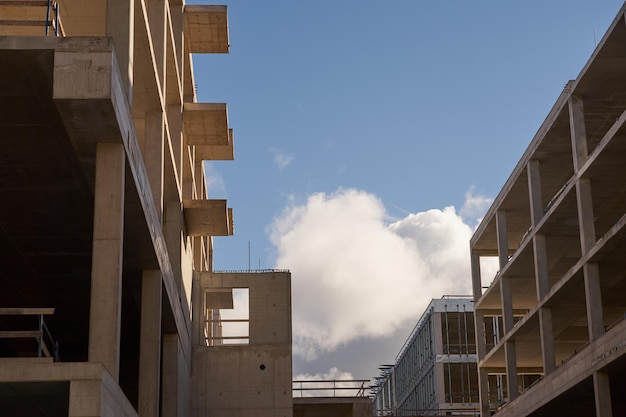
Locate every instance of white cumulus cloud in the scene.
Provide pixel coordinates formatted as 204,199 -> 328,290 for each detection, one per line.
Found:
269,188 -> 486,360
272,149 -> 295,169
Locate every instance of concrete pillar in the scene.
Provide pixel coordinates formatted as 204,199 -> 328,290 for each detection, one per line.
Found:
533,234 -> 550,300
68,380 -> 102,417
138,270 -> 162,417
569,95 -> 588,172
88,143 -> 125,381
496,210 -> 515,334
576,179 -> 596,254
527,159 -> 543,225
164,200 -> 183,293
478,368 -> 490,417
162,333 -> 179,416
504,341 -> 518,402
584,263 -> 605,341
593,371 -> 613,417
500,276 -> 514,334
106,0 -> 134,102
191,272 -> 202,346
474,310 -> 487,359
496,210 -> 509,269
148,0 -> 167,89
434,362 -> 446,406
144,111 -> 165,220
539,307 -> 555,375
471,251 -> 482,302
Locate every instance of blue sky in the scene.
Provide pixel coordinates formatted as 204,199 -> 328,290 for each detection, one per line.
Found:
190,0 -> 624,381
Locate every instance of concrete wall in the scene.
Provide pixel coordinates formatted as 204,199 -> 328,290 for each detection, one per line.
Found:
192,271 -> 293,417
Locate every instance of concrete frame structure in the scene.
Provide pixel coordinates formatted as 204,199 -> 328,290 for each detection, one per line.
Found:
0,2 -> 293,417
372,297 -> 479,416
470,3 -> 626,416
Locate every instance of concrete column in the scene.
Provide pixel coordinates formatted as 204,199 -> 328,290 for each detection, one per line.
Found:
576,179 -> 596,255
527,159 -> 543,225
474,310 -> 487,359
68,380 -> 102,417
148,0 -> 167,89
434,362 -> 446,406
496,210 -> 515,333
471,251 -> 482,302
500,276 -> 514,334
107,0 -> 135,102
496,210 -> 509,269
138,270 -> 162,417
478,368 -> 490,417
584,263 -> 605,341
533,234 -> 550,300
144,111 -> 165,220
88,143 -> 125,381
593,371 -> 613,417
191,272 -> 203,346
538,307 -> 556,375
569,95 -> 588,172
162,333 -> 179,416
504,341 -> 518,402
164,201 -> 183,292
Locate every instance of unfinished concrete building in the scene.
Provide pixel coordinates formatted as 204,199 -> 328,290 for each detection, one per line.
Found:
0,1 -> 293,416
470,3 -> 626,416
372,297 -> 479,416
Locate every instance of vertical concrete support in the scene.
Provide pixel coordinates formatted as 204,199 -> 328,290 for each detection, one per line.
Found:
496,210 -> 514,333
527,160 -> 543,225
471,251 -> 482,302
576,179 -> 596,254
538,307 -> 555,375
88,143 -> 125,381
69,380 -> 102,417
584,263 -> 605,341
478,368 -> 490,417
533,234 -> 550,299
164,201 -> 183,293
162,334 -> 180,416
138,270 -> 162,417
107,0 -> 135,101
495,210 -> 509,269
569,95 -> 588,172
593,371 -> 614,417
145,111 -> 165,219
504,341 -> 518,402
500,277 -> 514,334
434,362 -> 446,406
148,0 -> 167,87
474,310 -> 487,359
191,272 -> 202,346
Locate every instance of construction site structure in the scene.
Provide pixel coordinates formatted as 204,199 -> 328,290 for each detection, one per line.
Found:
470,2 -> 626,416
0,1 -> 294,416
372,297 -> 480,417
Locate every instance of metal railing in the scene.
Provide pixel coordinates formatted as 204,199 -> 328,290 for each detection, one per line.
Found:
0,0 -> 62,36
0,308 -> 59,360
292,379 -> 371,398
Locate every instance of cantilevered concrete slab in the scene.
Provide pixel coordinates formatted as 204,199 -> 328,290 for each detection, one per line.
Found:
183,102 -> 230,146
183,199 -> 234,236
195,128 -> 235,161
183,5 -> 229,53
